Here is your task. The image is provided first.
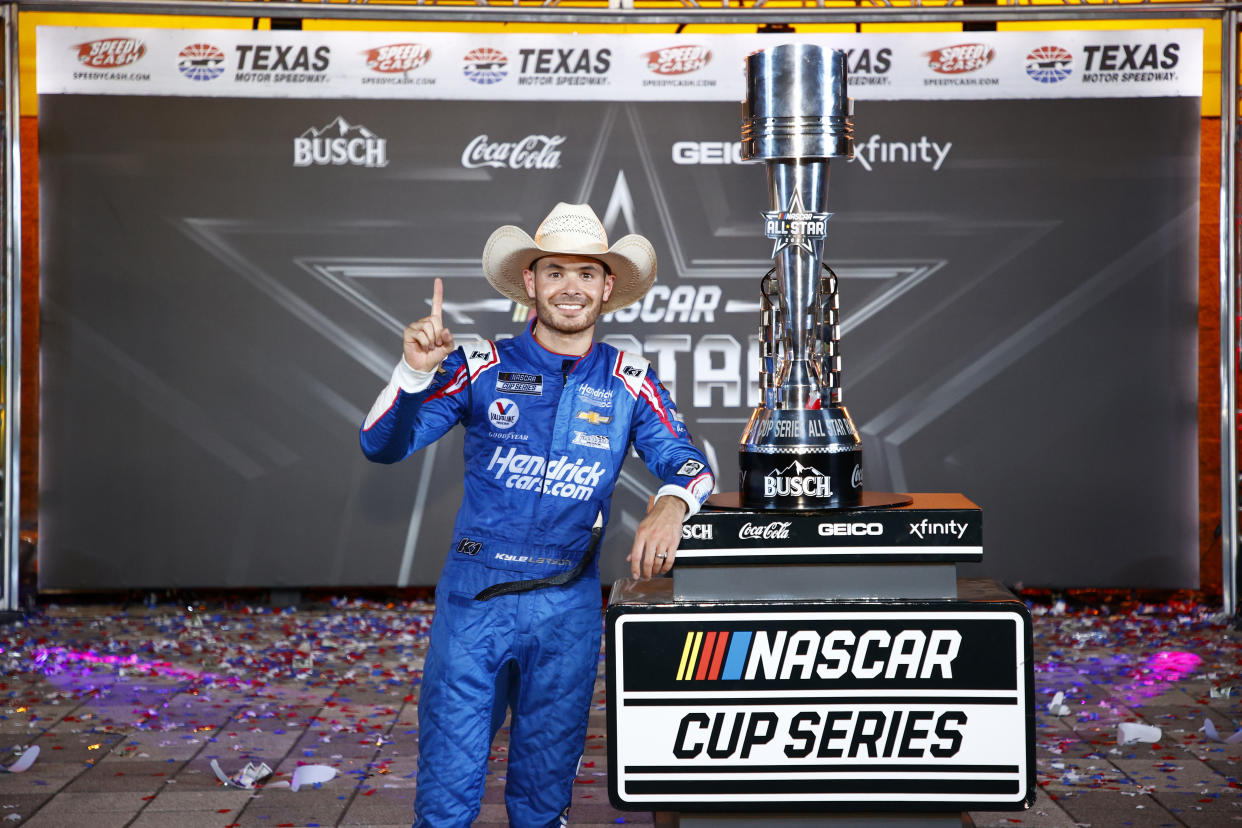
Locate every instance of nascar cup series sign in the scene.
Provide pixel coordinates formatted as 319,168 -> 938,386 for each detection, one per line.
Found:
606,602 -> 1034,811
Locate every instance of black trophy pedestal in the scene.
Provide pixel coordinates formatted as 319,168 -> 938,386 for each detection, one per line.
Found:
675,492 -> 981,602
604,492 -> 1034,826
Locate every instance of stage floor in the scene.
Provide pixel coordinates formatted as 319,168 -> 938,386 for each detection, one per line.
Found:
0,591 -> 1239,827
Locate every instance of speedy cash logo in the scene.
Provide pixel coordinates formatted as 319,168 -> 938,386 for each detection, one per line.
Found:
364,43 -> 431,74
926,43 -> 994,74
75,37 -> 146,68
645,45 -> 711,75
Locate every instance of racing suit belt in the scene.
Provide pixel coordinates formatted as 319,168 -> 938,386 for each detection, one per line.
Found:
473,527 -> 603,602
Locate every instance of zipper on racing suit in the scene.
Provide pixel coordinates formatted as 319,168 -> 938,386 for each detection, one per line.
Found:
475,356 -> 598,601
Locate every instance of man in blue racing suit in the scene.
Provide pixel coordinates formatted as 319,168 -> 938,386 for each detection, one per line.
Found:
360,203 -> 714,827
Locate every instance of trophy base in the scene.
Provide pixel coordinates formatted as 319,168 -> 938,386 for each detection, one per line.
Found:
738,405 -> 863,510
706,490 -> 914,511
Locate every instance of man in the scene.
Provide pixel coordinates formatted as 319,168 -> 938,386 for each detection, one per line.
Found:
359,202 -> 714,827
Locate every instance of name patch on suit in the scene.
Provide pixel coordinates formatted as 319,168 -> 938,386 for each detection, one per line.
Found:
496,372 -> 543,395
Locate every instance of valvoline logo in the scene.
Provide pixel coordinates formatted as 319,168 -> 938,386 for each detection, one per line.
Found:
488,398 -> 519,430
646,45 -> 711,75
75,38 -> 146,68
926,44 -> 994,74
364,43 -> 431,74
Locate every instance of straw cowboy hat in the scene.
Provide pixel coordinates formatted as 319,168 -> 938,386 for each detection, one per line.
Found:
482,202 -> 656,314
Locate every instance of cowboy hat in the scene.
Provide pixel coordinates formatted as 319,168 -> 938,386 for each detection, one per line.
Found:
482,202 -> 656,314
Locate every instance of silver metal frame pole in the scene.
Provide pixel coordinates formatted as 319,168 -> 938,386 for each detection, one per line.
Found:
6,0 -> 1238,610
1223,10 -> 1239,615
12,0 -> 1240,24
2,1 -> 19,614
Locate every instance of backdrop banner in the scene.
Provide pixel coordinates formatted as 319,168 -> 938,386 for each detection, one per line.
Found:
36,27 -> 1202,589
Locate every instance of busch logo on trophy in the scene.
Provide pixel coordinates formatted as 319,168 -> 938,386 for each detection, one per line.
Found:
763,460 -> 832,500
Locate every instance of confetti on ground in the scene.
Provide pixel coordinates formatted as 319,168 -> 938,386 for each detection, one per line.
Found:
0,589 -> 1239,826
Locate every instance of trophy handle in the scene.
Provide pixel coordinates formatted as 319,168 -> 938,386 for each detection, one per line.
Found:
762,263 -> 844,409
820,263 -> 841,407
759,266 -> 781,409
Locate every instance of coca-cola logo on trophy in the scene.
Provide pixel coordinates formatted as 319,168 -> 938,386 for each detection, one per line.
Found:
737,521 -> 792,540
460,134 -> 565,170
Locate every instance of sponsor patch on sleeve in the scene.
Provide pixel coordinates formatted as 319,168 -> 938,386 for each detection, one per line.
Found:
676,459 -> 705,477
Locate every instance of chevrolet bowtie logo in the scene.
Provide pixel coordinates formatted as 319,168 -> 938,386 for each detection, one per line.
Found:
576,410 -> 612,425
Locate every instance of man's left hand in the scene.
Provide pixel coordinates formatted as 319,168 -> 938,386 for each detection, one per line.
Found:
628,495 -> 687,580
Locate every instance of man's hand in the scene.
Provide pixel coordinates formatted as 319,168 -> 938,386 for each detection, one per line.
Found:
403,278 -> 455,372
628,495 -> 687,580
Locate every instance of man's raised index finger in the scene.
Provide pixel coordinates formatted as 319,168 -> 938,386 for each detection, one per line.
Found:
431,277 -> 444,322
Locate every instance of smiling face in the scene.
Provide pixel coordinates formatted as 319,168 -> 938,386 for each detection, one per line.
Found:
522,254 -> 616,343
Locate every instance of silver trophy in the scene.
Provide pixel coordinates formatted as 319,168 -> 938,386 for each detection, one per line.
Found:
738,44 -> 862,510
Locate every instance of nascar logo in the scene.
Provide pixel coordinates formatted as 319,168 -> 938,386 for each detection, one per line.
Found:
676,628 -> 963,682
677,630 -> 752,681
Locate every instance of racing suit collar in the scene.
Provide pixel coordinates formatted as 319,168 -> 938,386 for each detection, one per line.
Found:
520,319 -> 596,375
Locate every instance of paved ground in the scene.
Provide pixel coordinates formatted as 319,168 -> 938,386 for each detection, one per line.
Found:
0,591 -> 1239,827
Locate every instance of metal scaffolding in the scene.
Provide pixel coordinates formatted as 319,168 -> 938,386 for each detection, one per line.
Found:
2,3 -> 18,616
1,0 -> 1237,611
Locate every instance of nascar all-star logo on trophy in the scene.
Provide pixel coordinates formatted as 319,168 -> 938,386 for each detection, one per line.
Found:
738,43 -> 867,510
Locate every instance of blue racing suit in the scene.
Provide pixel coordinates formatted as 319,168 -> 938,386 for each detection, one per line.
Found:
360,321 -> 714,827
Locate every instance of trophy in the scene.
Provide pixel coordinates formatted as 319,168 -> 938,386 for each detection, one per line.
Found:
738,44 -> 863,510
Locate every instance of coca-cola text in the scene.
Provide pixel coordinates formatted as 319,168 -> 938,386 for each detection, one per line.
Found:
461,134 -> 564,170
